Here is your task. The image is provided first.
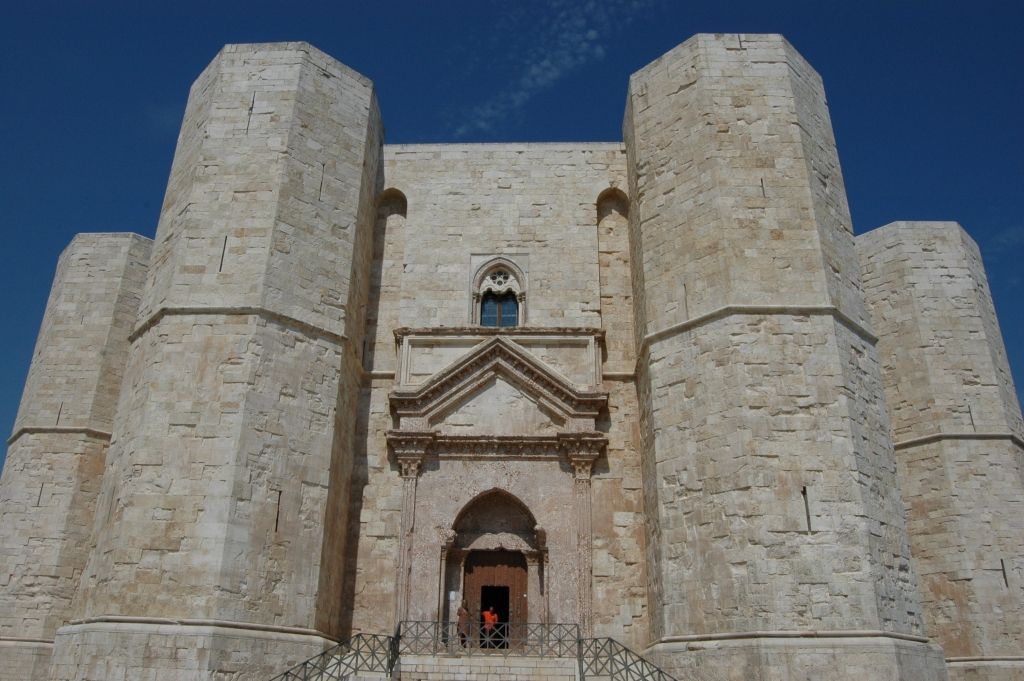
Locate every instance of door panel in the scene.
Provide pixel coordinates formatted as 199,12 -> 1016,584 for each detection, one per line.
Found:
464,551 -> 528,625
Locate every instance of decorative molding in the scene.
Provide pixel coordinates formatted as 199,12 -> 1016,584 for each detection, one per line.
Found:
394,326 -> 605,343
390,336 -> 608,421
569,450 -> 599,479
386,431 -> 607,461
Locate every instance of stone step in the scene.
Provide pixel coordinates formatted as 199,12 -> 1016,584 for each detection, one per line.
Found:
398,653 -> 578,681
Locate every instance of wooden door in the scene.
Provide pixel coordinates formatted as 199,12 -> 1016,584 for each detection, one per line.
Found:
463,550 -> 528,627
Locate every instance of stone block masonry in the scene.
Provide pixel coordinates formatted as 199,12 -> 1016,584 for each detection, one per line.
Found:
0,233 -> 151,681
0,33 -> 1018,681
624,34 -> 946,679
858,222 -> 1024,681
45,42 -> 383,680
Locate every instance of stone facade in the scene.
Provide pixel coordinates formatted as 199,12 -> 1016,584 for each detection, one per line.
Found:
0,34 -> 1020,681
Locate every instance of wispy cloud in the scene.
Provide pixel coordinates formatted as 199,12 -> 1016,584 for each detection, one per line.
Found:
452,0 -> 655,138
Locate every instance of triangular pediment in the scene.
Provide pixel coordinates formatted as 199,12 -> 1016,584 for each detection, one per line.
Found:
389,336 -> 607,423
433,374 -> 563,435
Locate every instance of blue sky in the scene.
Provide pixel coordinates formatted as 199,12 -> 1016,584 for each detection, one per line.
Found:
1,1 -> 1022,470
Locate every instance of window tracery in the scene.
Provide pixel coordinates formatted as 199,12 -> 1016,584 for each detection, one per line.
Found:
472,258 -> 527,326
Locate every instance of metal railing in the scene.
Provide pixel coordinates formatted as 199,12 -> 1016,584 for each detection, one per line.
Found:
269,632 -> 397,680
266,623 -> 678,681
579,637 -> 677,681
398,620 -> 580,657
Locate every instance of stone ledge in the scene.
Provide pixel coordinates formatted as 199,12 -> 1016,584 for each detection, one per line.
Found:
652,629 -> 929,645
892,431 -> 1024,450
130,306 -> 349,346
6,426 -> 112,446
641,304 -> 878,352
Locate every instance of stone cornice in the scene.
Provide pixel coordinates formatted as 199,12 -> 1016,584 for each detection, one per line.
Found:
386,431 -> 607,459
393,325 -> 605,344
390,336 -> 608,420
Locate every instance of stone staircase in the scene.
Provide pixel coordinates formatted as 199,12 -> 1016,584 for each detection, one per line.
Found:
399,653 -> 577,681
269,623 -> 676,681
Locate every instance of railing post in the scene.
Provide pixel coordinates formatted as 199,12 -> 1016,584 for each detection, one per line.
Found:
577,634 -> 585,681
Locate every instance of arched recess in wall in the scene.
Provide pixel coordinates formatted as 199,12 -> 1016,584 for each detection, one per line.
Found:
441,488 -> 547,625
377,187 -> 408,219
365,188 -> 408,369
596,187 -> 629,223
471,257 -> 527,327
452,488 -> 540,552
595,187 -> 636,366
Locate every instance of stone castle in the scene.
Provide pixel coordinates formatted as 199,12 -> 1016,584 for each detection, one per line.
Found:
0,33 -> 1021,681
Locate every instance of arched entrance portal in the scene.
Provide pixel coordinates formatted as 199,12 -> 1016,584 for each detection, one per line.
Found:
442,490 -> 546,627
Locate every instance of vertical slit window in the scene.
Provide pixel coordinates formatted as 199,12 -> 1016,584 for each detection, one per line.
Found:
802,486 -> 812,533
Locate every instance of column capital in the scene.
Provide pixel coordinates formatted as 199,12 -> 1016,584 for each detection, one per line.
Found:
567,448 -> 599,479
387,431 -> 433,478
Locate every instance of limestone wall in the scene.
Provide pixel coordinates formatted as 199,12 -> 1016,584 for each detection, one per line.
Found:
48,43 -> 383,680
0,233 -> 150,681
858,222 -> 1024,680
350,143 -> 649,647
624,33 -> 943,679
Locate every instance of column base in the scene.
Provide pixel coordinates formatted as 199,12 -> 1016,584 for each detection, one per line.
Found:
644,632 -> 949,681
47,618 -> 335,681
0,638 -> 53,681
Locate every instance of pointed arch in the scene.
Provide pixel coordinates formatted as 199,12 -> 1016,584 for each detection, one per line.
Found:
452,488 -> 539,552
471,257 -> 527,326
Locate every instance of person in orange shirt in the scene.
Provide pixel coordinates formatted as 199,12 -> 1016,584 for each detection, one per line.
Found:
482,606 -> 499,647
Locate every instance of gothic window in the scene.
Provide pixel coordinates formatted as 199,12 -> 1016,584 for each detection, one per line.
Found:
481,290 -> 518,327
472,259 -> 526,326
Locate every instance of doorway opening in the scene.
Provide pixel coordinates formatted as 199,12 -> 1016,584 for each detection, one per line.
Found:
463,549 -> 528,647
480,584 -> 510,648
480,585 -> 510,623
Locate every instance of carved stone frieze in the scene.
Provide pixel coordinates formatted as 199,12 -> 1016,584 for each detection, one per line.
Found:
386,431 -> 608,460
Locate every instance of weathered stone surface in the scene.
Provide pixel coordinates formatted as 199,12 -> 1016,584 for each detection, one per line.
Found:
45,42 -> 383,680
625,33 -> 945,678
0,35 -> 1017,681
0,233 -> 150,681
858,222 -> 1024,681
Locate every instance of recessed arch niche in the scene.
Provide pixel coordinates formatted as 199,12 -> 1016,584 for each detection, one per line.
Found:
441,489 -> 547,627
